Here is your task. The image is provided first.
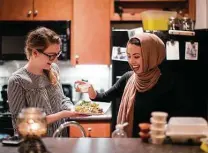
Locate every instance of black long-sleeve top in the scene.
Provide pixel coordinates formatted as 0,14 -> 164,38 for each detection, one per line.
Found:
92,70 -> 194,137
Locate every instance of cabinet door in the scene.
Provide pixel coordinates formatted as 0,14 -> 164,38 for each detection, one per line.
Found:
33,0 -> 72,20
71,0 -> 111,65
69,122 -> 111,138
0,0 -> 33,20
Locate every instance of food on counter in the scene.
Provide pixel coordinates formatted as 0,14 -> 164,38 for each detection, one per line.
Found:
150,111 -> 167,144
75,100 -> 104,114
150,117 -> 166,129
151,135 -> 165,144
151,111 -> 168,122
200,138 -> 208,153
139,123 -> 150,142
139,132 -> 150,143
139,123 -> 150,133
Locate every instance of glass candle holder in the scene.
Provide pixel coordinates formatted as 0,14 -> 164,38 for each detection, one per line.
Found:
17,107 -> 49,153
17,107 -> 47,137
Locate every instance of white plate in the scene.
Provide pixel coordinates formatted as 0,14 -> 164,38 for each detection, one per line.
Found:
72,101 -> 111,116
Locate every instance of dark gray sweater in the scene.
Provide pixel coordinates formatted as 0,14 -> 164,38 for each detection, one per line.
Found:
7,64 -> 73,137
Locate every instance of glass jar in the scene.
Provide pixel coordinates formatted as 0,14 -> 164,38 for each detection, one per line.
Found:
112,124 -> 128,138
182,17 -> 194,31
17,107 -> 47,137
168,17 -> 182,30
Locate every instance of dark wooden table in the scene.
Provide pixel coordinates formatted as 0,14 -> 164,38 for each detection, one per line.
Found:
0,138 -> 204,153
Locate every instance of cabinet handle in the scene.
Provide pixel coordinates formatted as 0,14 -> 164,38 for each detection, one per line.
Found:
131,12 -> 135,16
75,55 -> 79,64
27,10 -> 32,17
87,128 -> 92,137
34,10 -> 38,16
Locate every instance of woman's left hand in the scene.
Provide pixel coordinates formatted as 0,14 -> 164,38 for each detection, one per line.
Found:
62,110 -> 89,118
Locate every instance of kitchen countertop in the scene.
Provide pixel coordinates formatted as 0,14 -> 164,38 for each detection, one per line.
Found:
68,102 -> 112,121
0,138 -> 203,153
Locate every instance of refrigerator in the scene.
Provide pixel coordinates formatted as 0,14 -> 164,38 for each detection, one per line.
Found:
110,29 -> 208,131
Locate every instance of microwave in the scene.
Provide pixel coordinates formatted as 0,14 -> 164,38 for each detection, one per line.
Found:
0,21 -> 70,61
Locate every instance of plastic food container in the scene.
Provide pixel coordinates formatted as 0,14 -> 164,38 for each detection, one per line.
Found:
141,10 -> 177,30
78,84 -> 90,92
151,111 -> 168,122
150,117 -> 166,129
151,135 -> 166,144
166,117 -> 208,143
139,132 -> 150,142
139,123 -> 150,133
150,125 -> 166,136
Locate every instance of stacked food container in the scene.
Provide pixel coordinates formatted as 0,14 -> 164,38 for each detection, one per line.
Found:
150,112 -> 168,144
139,123 -> 151,142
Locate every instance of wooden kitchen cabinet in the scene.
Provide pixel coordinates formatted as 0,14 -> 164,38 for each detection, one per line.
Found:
71,0 -> 111,65
0,0 -> 33,20
69,121 -> 111,138
111,0 -> 196,21
0,0 -> 72,20
33,0 -> 72,20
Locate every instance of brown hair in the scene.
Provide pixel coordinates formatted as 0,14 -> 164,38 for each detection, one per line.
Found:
128,37 -> 141,46
25,27 -> 62,85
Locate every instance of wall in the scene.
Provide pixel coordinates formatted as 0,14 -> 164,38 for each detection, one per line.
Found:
195,0 -> 208,29
0,61 -> 112,102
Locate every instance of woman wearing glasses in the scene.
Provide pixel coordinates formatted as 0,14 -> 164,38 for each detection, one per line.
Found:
7,27 -> 82,137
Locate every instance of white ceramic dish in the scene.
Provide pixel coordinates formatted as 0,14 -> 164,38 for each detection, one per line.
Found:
72,101 -> 111,115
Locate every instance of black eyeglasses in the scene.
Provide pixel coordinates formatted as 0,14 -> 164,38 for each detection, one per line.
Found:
36,49 -> 62,61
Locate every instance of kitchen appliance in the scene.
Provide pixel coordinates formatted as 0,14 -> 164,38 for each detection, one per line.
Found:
0,21 -> 70,61
0,84 -> 9,112
111,29 -> 129,48
110,29 -> 208,132
0,83 -> 73,110
62,84 -> 73,103
0,113 -> 13,136
0,83 -> 72,137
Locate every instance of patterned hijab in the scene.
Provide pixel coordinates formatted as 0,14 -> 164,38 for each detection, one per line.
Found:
117,33 -> 165,137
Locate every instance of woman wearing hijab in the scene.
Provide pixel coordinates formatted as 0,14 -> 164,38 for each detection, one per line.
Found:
75,33 -> 193,137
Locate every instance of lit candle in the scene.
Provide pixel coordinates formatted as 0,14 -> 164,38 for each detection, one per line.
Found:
17,107 -> 47,137
30,123 -> 40,132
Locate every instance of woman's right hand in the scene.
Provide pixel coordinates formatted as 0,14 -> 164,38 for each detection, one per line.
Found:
74,80 -> 97,99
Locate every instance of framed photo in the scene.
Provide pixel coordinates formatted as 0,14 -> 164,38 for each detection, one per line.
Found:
111,47 -> 128,62
128,27 -> 143,39
185,42 -> 198,60
166,41 -> 180,60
